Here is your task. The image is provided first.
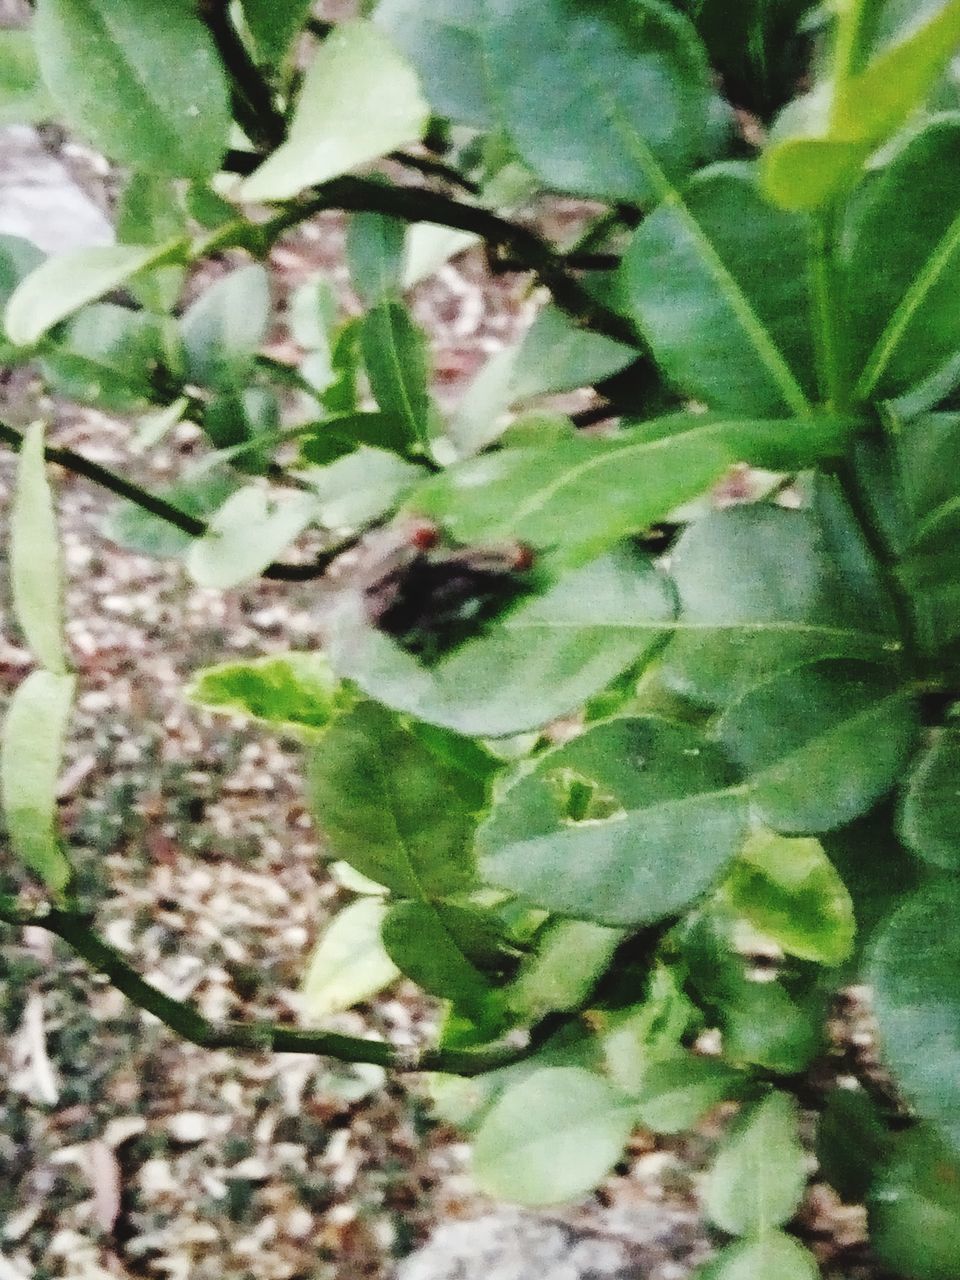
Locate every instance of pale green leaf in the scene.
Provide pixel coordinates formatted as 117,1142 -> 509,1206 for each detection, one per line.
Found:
375,0 -> 492,128
633,1053 -> 744,1134
240,22 -> 429,201
186,486 -> 317,589
0,29 -> 55,126
704,1092 -> 807,1236
11,422 -> 66,673
697,1233 -> 820,1280
301,898 -> 399,1020
180,264 -> 270,389
1,670 -> 75,891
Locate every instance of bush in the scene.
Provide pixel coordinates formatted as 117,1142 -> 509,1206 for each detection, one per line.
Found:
3,2 -> 960,1274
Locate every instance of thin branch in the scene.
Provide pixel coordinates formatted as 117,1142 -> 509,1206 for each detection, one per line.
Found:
200,0 -> 286,150
386,151 -> 481,195
0,898 -> 560,1077
258,177 -> 639,345
0,422 -> 350,583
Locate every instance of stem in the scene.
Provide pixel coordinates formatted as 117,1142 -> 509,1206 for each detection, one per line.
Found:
200,0 -> 286,150
258,177 -> 638,345
810,205 -> 848,411
0,421 -> 351,583
0,899 -> 545,1075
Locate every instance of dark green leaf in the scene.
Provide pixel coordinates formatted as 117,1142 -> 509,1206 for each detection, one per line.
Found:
187,653 -> 345,734
899,726 -> 960,868
360,300 -> 431,448
817,1087 -> 890,1203
324,546 -> 676,737
381,899 -> 496,1019
472,1066 -> 635,1206
240,21 -> 429,202
180,264 -> 270,390
477,717 -> 748,926
11,422 -> 66,673
704,1092 -> 807,1236
620,163 -> 815,416
482,0 -> 712,202
663,504 -> 900,707
239,0 -> 313,64
33,0 -> 230,177
870,881 -> 960,1153
411,414 -> 851,569
308,701 -> 483,897
718,659 -> 918,834
722,830 -> 855,965
870,1126 -> 960,1280
1,670 -> 75,891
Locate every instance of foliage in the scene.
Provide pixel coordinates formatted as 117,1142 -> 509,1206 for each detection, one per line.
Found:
4,1 -> 960,1275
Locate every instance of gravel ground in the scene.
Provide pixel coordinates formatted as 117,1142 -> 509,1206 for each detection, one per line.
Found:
0,48 -> 889,1280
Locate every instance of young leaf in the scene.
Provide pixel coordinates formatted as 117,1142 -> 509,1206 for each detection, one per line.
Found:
482,0 -> 712,202
240,22 -> 429,202
899,727 -> 960,870
704,1092 -> 807,1236
308,701 -> 484,897
620,163 -> 815,416
11,422 -> 66,673
1,669 -> 75,891
185,486 -> 317,590
697,1233 -> 820,1280
718,659 -> 918,835
180,265 -> 271,390
723,831 -> 856,966
472,1066 -> 636,1206
33,0 -> 230,177
870,882 -> 960,1153
375,0 -> 493,128
410,414 -> 851,568
324,546 -> 676,737
187,653 -> 345,735
300,898 -> 399,1021
359,300 -> 432,448
5,243 -> 182,347
477,717 -> 749,926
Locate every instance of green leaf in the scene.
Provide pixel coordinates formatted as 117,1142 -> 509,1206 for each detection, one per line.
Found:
300,897 -> 399,1020
697,1233 -> 820,1280
359,300 -> 431,448
180,264 -> 270,390
507,920 -> 623,1021
718,659 -> 918,834
842,116 -> 960,404
381,899 -> 496,1019
620,163 -> 815,416
870,1126 -> 960,1280
482,0 -> 712,203
704,1092 -> 807,1236
239,0 -> 313,64
600,966 -> 698,1095
347,213 -> 407,307
308,701 -> 484,897
185,486 -> 317,589
0,28 -> 55,126
723,830 -> 855,966
33,0 -> 230,177
817,1086 -> 891,1204
899,727 -> 960,869
116,173 -> 187,313
477,717 -> 748,926
11,422 -> 66,673
1,669 -> 75,891
187,653 -> 344,734
40,304 -> 168,411
240,22 -> 429,202
0,236 -> 44,315
375,0 -> 493,128
633,1053 -> 744,1134
410,414 -> 851,569
723,978 -> 822,1075
404,223 -> 480,289
472,1066 -> 635,1206
663,503 -> 900,707
5,243 -> 182,347
324,546 -> 676,737
870,881 -> 960,1153
301,446 -> 423,529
